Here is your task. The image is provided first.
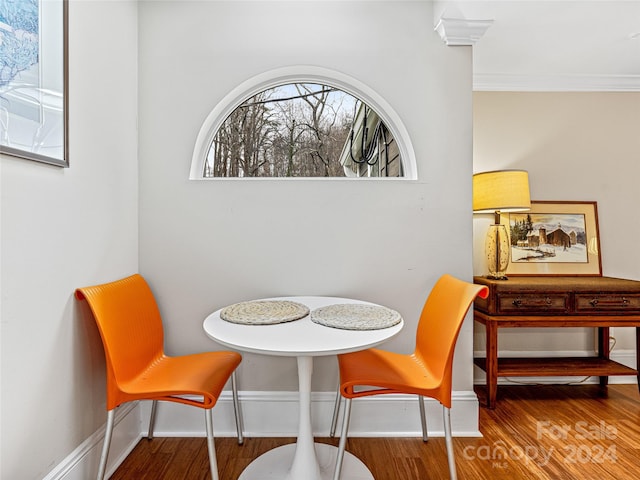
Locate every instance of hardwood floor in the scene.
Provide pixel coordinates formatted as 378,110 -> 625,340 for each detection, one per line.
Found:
110,384 -> 640,479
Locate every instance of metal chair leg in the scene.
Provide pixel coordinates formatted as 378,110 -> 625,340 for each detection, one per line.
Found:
418,395 -> 428,442
332,397 -> 352,480
443,406 -> 457,480
147,400 -> 158,440
205,408 -> 219,480
97,409 -> 115,480
231,371 -> 244,444
329,387 -> 342,437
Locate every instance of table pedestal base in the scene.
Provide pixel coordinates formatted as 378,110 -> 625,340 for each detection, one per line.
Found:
238,443 -> 373,480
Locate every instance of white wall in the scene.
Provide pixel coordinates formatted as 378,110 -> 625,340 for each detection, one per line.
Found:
473,92 -> 640,370
0,1 -> 139,479
137,0 -> 475,406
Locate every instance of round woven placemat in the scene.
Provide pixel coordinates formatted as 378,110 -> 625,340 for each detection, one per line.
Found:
310,304 -> 402,331
220,300 -> 310,325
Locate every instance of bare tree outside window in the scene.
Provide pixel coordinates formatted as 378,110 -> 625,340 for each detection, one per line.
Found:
204,83 -> 403,178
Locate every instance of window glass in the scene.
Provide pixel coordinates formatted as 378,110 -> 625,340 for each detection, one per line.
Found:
204,83 -> 403,178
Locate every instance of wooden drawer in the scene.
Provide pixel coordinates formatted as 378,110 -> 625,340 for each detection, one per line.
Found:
496,293 -> 570,314
575,294 -> 640,313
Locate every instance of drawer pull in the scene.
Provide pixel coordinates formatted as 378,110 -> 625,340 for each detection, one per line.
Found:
589,297 -> 630,308
512,297 -> 553,308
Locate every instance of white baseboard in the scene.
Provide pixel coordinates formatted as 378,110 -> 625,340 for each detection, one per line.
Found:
139,389 -> 481,438
42,403 -> 142,480
473,349 -> 638,385
43,389 -> 480,479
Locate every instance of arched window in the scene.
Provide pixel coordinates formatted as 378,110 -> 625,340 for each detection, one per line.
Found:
190,67 -> 416,180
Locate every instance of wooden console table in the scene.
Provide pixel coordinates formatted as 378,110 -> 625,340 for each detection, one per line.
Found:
473,276 -> 640,408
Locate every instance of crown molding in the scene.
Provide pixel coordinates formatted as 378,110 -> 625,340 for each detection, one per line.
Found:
473,73 -> 640,92
435,17 -> 493,46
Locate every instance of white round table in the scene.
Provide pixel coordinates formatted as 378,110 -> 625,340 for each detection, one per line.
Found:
203,296 -> 403,480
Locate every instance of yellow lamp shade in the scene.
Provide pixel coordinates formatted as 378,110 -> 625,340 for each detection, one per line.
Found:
473,170 -> 531,214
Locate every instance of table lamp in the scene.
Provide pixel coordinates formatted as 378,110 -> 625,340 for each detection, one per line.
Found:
473,170 -> 531,280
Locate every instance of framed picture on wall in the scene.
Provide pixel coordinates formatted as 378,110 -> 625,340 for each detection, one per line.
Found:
0,0 -> 69,167
503,201 -> 602,276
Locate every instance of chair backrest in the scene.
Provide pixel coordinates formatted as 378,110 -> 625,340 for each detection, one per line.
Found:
75,274 -> 165,407
414,274 -> 489,403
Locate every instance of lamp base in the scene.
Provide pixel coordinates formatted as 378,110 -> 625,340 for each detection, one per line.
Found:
486,274 -> 509,281
485,224 -> 510,280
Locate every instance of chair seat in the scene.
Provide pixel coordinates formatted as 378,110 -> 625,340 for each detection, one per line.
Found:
338,349 -> 441,399
119,351 -> 242,408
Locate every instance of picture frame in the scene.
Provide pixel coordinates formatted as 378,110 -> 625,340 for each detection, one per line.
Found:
0,0 -> 69,167
503,201 -> 602,276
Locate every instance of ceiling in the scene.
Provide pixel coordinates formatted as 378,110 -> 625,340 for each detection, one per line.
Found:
436,1 -> 640,91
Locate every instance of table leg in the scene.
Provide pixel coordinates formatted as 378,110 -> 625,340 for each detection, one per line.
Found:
238,356 -> 373,480
287,356 -> 322,480
485,319 -> 498,409
598,327 -> 610,390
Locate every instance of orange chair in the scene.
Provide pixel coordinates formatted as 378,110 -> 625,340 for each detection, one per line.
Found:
75,274 -> 243,480
331,274 -> 489,480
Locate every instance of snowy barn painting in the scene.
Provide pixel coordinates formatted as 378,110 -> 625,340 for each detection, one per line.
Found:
508,211 -> 588,264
